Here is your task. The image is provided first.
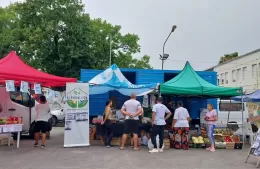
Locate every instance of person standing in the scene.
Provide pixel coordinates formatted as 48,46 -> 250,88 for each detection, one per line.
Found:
120,93 -> 142,151
171,100 -> 190,150
205,104 -> 217,152
149,97 -> 172,153
101,100 -> 114,148
34,95 -> 51,148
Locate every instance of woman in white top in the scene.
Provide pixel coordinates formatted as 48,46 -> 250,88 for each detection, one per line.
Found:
171,100 -> 190,150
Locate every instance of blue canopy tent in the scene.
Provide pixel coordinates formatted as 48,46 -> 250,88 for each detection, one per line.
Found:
232,90 -> 260,102
88,64 -> 158,96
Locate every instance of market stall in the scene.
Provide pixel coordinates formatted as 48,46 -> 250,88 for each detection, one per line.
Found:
87,64 -> 156,145
0,51 -> 77,148
160,61 -> 243,150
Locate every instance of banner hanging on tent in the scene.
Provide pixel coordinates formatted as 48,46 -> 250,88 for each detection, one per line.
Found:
5,80 -> 15,92
20,81 -> 28,93
34,84 -> 42,94
47,89 -> 54,99
64,83 -> 90,147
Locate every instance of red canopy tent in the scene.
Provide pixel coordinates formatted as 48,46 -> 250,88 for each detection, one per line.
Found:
0,51 -> 77,86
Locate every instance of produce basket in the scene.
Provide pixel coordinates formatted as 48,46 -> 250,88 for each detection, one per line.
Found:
215,142 -> 226,149
203,137 -> 211,148
232,135 -> 243,149
224,136 -> 234,149
214,135 -> 225,149
193,143 -> 205,149
164,139 -> 170,150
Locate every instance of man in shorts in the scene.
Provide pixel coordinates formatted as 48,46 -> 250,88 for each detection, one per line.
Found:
120,93 -> 142,151
34,95 -> 51,148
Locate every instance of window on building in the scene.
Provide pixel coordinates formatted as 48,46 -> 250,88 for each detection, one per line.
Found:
232,70 -> 236,82
252,64 -> 257,78
259,63 -> 260,77
242,67 -> 247,80
237,69 -> 241,83
225,72 -> 228,84
219,103 -> 244,111
221,73 -> 224,84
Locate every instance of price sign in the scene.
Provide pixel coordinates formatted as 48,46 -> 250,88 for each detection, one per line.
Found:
2,124 -> 22,132
3,125 -> 12,132
12,125 -> 22,132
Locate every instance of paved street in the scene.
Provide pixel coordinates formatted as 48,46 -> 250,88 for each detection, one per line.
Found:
0,127 -> 257,169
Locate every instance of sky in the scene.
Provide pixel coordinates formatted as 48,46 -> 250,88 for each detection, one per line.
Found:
1,0 -> 260,70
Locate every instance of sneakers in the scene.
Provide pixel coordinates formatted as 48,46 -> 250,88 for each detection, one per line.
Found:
158,148 -> 163,153
206,147 -> 211,150
34,143 -> 39,147
41,145 -> 45,149
106,145 -> 111,148
149,148 -> 159,153
206,147 -> 216,152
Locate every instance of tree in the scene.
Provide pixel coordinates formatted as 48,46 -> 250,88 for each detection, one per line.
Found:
0,0 -> 152,78
218,52 -> 238,64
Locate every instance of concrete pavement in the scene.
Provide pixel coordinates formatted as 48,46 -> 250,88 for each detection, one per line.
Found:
0,127 -> 257,169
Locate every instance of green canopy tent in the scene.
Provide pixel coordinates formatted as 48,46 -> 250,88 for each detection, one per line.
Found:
160,61 -> 245,148
160,62 -> 243,97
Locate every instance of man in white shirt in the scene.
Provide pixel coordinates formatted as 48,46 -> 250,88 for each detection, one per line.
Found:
149,97 -> 172,153
120,93 -> 142,150
34,95 -> 51,149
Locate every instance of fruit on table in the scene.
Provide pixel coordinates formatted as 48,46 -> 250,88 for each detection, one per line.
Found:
223,136 -> 233,143
204,138 -> 210,144
192,136 -> 204,144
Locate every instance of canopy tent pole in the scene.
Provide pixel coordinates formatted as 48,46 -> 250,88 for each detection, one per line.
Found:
227,98 -> 231,127
242,94 -> 244,148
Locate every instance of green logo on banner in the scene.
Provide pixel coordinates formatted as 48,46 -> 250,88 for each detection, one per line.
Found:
66,88 -> 88,108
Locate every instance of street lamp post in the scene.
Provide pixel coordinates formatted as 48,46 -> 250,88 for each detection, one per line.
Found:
109,35 -> 112,66
160,25 -> 177,70
109,35 -> 129,67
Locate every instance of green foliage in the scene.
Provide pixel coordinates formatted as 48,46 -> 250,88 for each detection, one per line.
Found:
219,52 -> 238,64
0,0 -> 152,78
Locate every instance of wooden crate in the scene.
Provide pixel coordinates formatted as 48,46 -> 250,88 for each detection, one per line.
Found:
226,142 -> 235,149
164,139 -> 170,150
0,136 -> 14,146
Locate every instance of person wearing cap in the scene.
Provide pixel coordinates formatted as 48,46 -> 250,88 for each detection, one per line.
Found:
149,96 -> 172,153
120,93 -> 142,151
171,100 -> 190,150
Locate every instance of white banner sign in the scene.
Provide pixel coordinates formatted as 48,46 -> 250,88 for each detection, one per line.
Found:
142,95 -> 149,108
5,80 -> 15,92
34,84 -> 42,94
64,83 -> 90,147
20,81 -> 28,93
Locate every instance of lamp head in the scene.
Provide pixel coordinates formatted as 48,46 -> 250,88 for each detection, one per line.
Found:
171,25 -> 177,32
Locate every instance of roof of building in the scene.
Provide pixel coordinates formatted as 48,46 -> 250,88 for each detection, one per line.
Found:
205,48 -> 260,70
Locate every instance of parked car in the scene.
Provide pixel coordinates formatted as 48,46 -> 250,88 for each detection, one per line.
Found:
50,109 -> 65,126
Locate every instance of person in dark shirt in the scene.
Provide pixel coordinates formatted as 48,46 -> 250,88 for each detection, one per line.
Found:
166,101 -> 174,125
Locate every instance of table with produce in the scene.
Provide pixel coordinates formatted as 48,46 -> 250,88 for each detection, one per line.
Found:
188,127 -> 243,150
0,116 -> 23,148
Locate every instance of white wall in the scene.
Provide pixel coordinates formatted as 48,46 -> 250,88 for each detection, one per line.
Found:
214,50 -> 260,93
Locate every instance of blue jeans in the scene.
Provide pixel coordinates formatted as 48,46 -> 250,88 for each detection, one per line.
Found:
207,124 -> 216,144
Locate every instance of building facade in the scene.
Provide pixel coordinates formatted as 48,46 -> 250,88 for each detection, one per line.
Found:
210,48 -> 260,93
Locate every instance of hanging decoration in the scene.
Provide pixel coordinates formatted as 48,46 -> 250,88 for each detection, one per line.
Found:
20,81 -> 29,93
5,80 -> 15,92
34,84 -> 42,94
